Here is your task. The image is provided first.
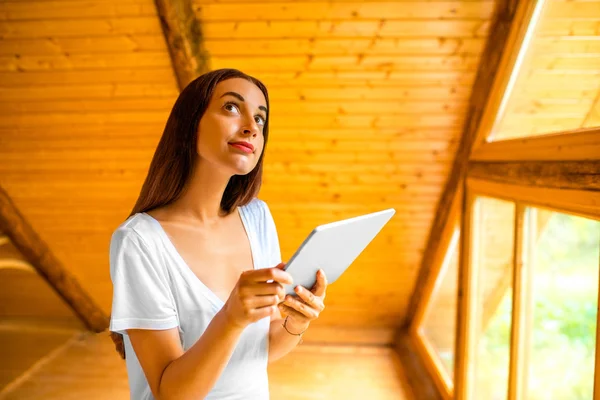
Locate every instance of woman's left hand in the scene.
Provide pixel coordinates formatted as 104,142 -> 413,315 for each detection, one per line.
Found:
278,269 -> 328,329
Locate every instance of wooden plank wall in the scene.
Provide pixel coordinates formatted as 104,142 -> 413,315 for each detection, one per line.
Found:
192,0 -> 496,337
0,0 -> 497,345
0,0 -> 179,316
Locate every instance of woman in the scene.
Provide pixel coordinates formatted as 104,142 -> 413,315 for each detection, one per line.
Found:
109,68 -> 328,400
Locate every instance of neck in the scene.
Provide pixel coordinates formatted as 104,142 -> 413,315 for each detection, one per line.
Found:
170,159 -> 233,224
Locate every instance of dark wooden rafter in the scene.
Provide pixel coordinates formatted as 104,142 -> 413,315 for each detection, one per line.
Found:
469,160 -> 600,191
403,0 -> 537,327
0,185 -> 109,332
154,0 -> 211,90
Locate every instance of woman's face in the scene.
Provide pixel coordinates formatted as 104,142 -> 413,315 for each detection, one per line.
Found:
196,78 -> 267,176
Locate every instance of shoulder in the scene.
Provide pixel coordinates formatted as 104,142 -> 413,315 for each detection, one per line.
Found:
109,213 -> 160,255
239,197 -> 272,220
239,197 -> 277,231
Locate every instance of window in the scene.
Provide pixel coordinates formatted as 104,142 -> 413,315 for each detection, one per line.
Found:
421,229 -> 460,382
471,197 -> 515,399
486,0 -> 600,142
523,209 -> 599,399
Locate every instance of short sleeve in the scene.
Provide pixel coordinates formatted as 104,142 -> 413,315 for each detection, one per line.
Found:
261,201 -> 282,266
109,228 -> 179,335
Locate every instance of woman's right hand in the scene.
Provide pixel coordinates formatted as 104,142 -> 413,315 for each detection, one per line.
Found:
222,263 -> 293,329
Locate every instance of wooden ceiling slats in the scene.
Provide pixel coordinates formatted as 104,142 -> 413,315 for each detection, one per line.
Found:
203,38 -> 486,56
0,69 -> 176,86
0,17 -> 164,38
0,19 -> 490,39
0,0 -> 499,342
544,1 -> 600,20
0,35 -> 167,55
0,84 -> 474,101
0,72 -> 476,87
531,38 -> 600,54
210,55 -> 481,72
194,1 -> 495,21
528,55 -> 600,70
491,0 -> 599,141
202,20 -> 491,39
0,52 -> 173,71
0,0 -> 495,21
0,2 -> 158,20
537,19 -> 600,36
0,84 -> 178,101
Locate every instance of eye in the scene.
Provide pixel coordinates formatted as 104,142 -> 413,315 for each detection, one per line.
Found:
223,102 -> 240,114
255,115 -> 266,126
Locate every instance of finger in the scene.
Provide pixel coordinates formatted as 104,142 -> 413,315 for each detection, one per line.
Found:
312,269 -> 328,298
295,286 -> 324,312
240,282 -> 285,298
283,295 -> 318,319
245,267 -> 293,285
250,304 -> 279,320
278,304 -> 309,321
275,262 -> 286,270
245,294 -> 280,309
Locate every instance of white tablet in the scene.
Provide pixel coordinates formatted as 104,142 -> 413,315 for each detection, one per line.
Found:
282,208 -> 395,296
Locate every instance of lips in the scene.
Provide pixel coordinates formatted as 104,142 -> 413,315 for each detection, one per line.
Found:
229,141 -> 254,153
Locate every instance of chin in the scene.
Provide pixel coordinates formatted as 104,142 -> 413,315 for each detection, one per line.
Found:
228,161 -> 258,176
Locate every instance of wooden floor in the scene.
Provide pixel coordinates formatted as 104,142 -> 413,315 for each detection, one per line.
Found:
0,332 -> 414,400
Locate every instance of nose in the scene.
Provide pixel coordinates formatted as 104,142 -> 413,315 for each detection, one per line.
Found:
242,116 -> 259,137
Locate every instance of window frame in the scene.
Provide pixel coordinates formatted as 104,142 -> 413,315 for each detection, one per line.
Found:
454,160 -> 600,400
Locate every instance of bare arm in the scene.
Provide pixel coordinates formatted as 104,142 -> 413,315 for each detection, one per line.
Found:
128,309 -> 244,400
268,316 -> 308,363
128,266 -> 293,400
268,269 -> 328,363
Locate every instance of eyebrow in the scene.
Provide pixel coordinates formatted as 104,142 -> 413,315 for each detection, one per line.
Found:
220,91 -> 268,114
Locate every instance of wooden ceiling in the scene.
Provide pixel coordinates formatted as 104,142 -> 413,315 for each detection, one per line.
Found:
490,0 -> 600,139
0,0 -> 597,346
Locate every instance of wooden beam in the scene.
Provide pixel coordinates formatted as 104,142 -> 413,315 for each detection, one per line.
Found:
454,187 -> 478,400
507,205 -> 526,400
395,332 -> 444,400
0,185 -> 108,332
404,0 -> 542,327
154,0 -> 211,90
467,177 -> 600,220
469,160 -> 600,191
471,127 -> 600,162
412,331 -> 453,399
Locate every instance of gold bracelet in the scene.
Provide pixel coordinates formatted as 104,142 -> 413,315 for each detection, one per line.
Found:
282,316 -> 307,344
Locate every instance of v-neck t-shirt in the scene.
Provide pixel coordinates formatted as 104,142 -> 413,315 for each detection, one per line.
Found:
109,198 -> 282,400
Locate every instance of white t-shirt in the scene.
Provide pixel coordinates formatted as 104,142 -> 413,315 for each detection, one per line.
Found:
109,198 -> 281,400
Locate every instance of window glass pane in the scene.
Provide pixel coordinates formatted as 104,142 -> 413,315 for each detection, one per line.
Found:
472,197 -> 515,400
421,230 -> 460,380
525,209 -> 600,400
487,0 -> 600,141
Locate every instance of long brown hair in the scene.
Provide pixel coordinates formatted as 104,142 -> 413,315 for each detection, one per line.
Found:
110,68 -> 271,359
